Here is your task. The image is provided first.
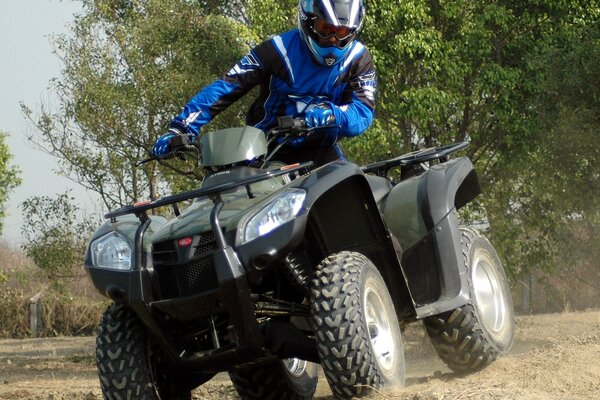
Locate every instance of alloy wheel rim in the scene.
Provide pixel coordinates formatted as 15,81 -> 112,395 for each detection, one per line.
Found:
363,287 -> 395,371
471,250 -> 508,335
283,358 -> 308,377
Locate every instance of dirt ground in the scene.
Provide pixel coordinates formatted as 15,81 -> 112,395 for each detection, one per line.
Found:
1,310 -> 599,400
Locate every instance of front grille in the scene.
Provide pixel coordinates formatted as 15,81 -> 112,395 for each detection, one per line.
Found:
155,255 -> 219,299
152,232 -> 219,299
152,240 -> 178,265
194,231 -> 217,257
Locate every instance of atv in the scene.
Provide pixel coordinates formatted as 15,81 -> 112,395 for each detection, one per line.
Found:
84,117 -> 515,400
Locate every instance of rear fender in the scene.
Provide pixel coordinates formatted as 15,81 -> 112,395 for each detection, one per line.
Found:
383,157 -> 481,318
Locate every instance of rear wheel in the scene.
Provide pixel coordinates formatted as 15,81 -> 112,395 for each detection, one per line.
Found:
311,251 -> 405,399
424,227 -> 515,372
96,302 -> 213,399
229,358 -> 318,400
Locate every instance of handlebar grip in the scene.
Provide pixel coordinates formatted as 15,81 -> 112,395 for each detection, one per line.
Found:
170,133 -> 187,148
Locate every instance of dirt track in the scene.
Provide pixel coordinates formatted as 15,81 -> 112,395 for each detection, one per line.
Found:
1,310 -> 599,399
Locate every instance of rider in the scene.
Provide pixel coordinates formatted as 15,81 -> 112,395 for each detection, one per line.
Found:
152,0 -> 377,167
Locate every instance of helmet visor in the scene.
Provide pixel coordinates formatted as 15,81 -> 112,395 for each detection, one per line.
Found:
313,17 -> 356,41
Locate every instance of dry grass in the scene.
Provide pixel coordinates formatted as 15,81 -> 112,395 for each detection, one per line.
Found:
0,242 -> 105,338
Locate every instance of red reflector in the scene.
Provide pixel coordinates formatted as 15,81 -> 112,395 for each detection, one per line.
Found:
280,163 -> 300,171
178,237 -> 193,247
134,199 -> 152,207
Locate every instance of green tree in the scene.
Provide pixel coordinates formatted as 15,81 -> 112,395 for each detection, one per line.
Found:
488,9 -> 600,278
0,131 -> 22,235
24,0 -> 600,284
23,0 -> 256,209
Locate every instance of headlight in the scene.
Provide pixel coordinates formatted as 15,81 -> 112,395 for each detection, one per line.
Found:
90,232 -> 132,270
242,189 -> 306,243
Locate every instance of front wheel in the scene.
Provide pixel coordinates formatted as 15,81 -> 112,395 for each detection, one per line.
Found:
311,251 -> 405,399
229,358 -> 318,400
424,227 -> 515,372
96,302 -> 213,400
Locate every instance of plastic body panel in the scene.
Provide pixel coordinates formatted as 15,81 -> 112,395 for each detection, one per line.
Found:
382,157 -> 481,318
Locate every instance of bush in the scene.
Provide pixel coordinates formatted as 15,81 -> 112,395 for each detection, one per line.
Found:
0,288 -> 107,339
0,287 -> 30,338
40,292 -> 107,337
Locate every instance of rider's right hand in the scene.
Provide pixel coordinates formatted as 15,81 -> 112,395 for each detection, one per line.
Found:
151,130 -> 179,156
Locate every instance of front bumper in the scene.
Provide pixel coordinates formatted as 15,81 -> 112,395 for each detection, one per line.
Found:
85,243 -> 265,372
84,215 -> 311,372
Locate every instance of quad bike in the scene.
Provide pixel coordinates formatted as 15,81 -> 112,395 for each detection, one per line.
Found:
84,117 -> 515,399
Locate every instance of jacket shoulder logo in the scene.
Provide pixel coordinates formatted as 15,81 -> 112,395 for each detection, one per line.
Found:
227,53 -> 262,76
240,53 -> 261,68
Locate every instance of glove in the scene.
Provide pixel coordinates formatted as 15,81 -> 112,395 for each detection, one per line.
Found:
152,128 -> 196,157
151,130 -> 179,156
304,104 -> 336,128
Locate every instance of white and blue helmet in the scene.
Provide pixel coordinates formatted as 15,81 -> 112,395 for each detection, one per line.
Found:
298,0 -> 365,67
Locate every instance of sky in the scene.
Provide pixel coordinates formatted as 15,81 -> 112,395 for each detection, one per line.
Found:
0,0 -> 100,245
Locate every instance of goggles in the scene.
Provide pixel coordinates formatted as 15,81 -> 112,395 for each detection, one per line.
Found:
312,18 -> 356,41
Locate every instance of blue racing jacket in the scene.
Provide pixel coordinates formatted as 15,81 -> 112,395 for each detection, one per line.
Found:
171,29 -> 377,142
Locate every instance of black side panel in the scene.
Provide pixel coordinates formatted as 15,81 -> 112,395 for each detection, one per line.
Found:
424,158 -> 481,229
400,231 -> 441,305
406,158 -> 478,317
455,169 -> 480,210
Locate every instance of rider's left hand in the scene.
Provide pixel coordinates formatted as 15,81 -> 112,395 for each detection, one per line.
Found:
304,104 -> 336,128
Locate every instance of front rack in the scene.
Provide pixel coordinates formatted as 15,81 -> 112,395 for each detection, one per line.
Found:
105,162 -> 313,221
105,161 -> 313,271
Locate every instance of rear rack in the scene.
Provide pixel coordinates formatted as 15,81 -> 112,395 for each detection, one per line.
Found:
361,142 -> 469,178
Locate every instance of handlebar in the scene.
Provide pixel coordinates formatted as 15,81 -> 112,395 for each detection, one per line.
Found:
140,116 -> 334,168
275,116 -> 308,131
262,116 -> 328,166
266,116 -> 313,139
266,115 -> 340,143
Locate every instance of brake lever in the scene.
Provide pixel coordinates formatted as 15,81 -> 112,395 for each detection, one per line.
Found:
135,156 -> 158,168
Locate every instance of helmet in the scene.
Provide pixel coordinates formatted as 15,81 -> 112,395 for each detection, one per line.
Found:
298,0 -> 365,67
